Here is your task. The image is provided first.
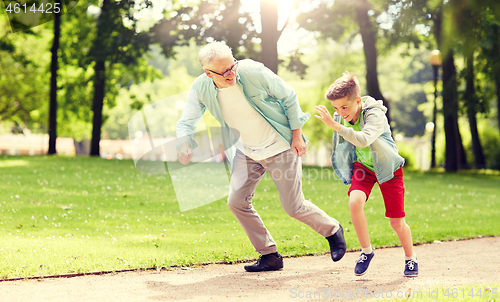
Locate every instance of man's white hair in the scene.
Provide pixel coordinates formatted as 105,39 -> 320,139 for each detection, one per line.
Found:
198,41 -> 233,69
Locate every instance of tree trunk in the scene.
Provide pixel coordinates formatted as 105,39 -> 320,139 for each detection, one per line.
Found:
90,0 -> 111,157
354,0 -> 390,124
224,0 -> 242,53
496,76 -> 500,129
48,0 -> 61,155
441,51 -> 468,171
260,0 -> 279,73
430,65 -> 439,168
465,53 -> 486,168
434,9 -> 467,171
441,53 -> 458,171
90,60 -> 105,156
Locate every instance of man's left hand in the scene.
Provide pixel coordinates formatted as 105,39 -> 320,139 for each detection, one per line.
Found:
291,128 -> 307,157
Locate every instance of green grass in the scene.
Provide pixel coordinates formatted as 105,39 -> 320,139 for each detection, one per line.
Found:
0,155 -> 499,279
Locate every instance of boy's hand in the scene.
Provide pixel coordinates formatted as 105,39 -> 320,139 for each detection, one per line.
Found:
315,105 -> 342,132
314,105 -> 337,129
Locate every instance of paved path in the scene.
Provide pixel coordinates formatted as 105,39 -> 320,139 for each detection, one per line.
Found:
1,237 -> 499,302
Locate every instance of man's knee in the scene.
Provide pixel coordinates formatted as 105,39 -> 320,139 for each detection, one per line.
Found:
282,197 -> 307,218
227,192 -> 252,211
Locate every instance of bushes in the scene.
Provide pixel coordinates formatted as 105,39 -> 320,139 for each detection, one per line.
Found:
481,125 -> 500,170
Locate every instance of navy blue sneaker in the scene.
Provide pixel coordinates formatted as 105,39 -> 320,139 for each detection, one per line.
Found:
354,251 -> 375,276
404,258 -> 418,277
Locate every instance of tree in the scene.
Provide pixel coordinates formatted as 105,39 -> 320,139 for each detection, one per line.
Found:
87,0 -> 156,156
478,11 -> 500,129
463,53 -> 486,168
48,0 -> 62,155
204,0 -> 260,60
433,6 -> 468,171
452,0 -> 492,169
151,0 -> 259,62
297,0 -> 391,122
354,0 -> 389,123
384,0 -> 470,170
260,0 -> 279,73
0,20 -> 49,133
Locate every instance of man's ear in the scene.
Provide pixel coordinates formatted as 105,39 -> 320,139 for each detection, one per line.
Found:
204,69 -> 212,78
356,96 -> 362,104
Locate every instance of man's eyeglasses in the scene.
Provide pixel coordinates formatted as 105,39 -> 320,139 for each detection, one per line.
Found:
207,60 -> 238,78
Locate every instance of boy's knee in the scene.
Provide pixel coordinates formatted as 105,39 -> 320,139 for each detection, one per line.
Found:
348,190 -> 367,212
348,197 -> 365,213
390,218 -> 405,232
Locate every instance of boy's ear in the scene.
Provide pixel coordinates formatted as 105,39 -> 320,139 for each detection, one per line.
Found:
356,96 -> 362,104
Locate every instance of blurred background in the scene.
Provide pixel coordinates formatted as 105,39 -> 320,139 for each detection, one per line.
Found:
0,0 -> 499,171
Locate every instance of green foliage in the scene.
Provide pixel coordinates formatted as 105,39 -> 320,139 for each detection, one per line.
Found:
377,45 -> 431,137
147,41 -> 204,77
395,141 -> 416,170
481,127 -> 500,170
52,0 -> 160,143
0,20 -> 51,132
279,38 -> 366,147
461,117 -> 500,170
102,65 -> 197,140
280,39 -> 431,145
296,1 -> 358,42
150,0 -> 260,60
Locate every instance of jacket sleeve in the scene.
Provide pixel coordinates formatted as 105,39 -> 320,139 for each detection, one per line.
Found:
338,108 -> 386,148
256,63 -> 310,130
176,87 -> 206,151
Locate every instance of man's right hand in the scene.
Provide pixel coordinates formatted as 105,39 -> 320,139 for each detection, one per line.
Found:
179,142 -> 193,165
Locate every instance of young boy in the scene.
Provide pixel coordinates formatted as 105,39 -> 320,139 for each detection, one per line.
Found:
314,72 -> 418,277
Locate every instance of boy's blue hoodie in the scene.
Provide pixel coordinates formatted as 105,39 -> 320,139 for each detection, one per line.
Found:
331,96 -> 405,184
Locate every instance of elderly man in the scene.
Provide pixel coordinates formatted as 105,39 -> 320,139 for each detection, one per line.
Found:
176,41 -> 346,272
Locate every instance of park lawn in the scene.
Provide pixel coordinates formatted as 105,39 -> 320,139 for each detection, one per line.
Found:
0,155 -> 499,279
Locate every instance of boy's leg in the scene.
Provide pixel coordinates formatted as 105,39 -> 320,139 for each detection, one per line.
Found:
390,217 -> 418,276
380,166 -> 418,276
348,162 -> 377,249
389,218 -> 414,257
349,190 -> 370,248
379,166 -> 413,256
349,163 -> 377,276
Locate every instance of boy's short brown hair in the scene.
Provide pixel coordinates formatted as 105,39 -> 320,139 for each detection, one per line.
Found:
325,72 -> 361,101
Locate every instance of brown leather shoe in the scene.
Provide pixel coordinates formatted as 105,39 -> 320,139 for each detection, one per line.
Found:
244,252 -> 283,272
326,225 -> 346,262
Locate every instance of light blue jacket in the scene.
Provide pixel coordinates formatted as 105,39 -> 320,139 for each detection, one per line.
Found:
331,96 -> 405,184
176,59 -> 310,168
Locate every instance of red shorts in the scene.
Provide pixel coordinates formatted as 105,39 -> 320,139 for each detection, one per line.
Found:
348,162 -> 405,218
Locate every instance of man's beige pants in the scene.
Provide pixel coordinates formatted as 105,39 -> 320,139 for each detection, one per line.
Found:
228,149 -> 340,255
